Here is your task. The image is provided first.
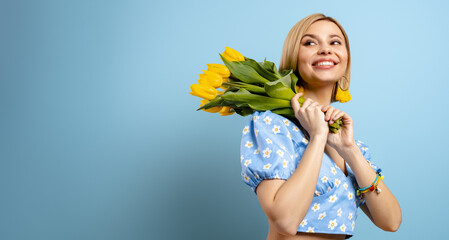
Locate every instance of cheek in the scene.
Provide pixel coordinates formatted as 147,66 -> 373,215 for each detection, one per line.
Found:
297,49 -> 312,71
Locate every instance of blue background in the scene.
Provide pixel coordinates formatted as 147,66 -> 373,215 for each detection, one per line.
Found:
1,0 -> 447,239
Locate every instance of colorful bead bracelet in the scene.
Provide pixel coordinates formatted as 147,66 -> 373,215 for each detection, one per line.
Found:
356,169 -> 384,199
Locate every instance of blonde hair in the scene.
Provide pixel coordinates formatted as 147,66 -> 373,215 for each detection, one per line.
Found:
279,13 -> 351,103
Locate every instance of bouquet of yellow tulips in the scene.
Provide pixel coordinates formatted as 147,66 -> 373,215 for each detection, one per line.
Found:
189,47 -> 344,133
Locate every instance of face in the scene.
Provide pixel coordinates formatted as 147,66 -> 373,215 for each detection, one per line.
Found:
297,20 -> 348,86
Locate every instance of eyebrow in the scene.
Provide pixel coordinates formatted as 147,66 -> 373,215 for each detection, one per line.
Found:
301,34 -> 343,40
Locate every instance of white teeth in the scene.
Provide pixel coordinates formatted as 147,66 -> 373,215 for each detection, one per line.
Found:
316,61 -> 334,66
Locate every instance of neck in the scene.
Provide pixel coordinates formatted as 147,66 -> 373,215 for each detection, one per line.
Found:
301,81 -> 334,106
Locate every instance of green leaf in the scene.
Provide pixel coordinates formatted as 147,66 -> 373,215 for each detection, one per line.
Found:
219,54 -> 270,85
289,71 -> 299,92
264,74 -> 296,100
197,97 -> 224,111
271,108 -> 295,118
261,58 -> 280,77
238,57 -> 281,81
222,82 -> 267,95
220,88 -> 291,111
234,107 -> 255,116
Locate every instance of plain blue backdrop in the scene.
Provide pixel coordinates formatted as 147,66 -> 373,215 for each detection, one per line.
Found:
1,0 -> 448,239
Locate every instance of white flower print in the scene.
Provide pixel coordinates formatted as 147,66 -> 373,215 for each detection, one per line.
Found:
329,194 -> 338,203
253,116 -> 259,122
321,176 -> 328,183
343,183 -> 348,190
272,125 -> 281,134
315,191 -> 321,196
283,119 -> 290,126
306,227 -> 314,233
263,116 -> 272,125
283,159 -> 289,168
240,155 -> 244,163
302,138 -> 308,144
254,148 -> 259,154
262,148 -> 272,158
331,167 -> 337,175
352,221 -> 355,230
254,172 -> 260,179
318,212 -> 326,220
280,145 -> 286,151
263,163 -> 272,170
300,219 -> 308,227
328,219 -> 338,230
356,143 -> 361,147
348,212 -> 353,220
287,132 -> 292,140
242,126 -> 250,135
362,146 -> 368,151
337,208 -> 342,217
274,174 -> 280,180
327,186 -> 332,192
255,129 -> 259,137
293,126 -> 299,132
311,203 -> 320,212
243,173 -> 250,182
358,140 -> 364,144
347,192 -> 353,200
244,159 -> 252,167
334,178 -> 341,187
265,138 -> 272,144
245,141 -> 253,148
340,224 -> 347,232
276,150 -> 284,157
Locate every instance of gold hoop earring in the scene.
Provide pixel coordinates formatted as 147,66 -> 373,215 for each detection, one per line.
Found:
335,76 -> 351,103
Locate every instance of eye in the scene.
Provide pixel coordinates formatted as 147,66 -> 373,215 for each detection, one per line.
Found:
304,40 -> 316,46
331,40 -> 341,45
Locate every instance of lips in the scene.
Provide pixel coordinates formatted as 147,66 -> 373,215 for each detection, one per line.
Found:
312,58 -> 338,66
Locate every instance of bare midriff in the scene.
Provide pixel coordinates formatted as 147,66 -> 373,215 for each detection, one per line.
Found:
267,226 -> 347,240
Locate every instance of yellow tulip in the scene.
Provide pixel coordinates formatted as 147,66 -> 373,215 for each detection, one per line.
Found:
198,70 -> 223,88
219,106 -> 234,116
222,46 -> 245,62
200,99 -> 222,113
189,83 -> 217,100
206,63 -> 231,78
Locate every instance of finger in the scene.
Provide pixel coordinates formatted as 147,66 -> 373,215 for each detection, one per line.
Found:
291,92 -> 303,111
307,101 -> 320,111
329,109 -> 340,124
341,112 -> 353,125
321,104 -> 331,112
300,97 -> 314,110
336,111 -> 352,125
324,107 -> 334,121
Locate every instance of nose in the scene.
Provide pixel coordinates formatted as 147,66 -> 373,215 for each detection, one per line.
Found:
318,45 -> 332,55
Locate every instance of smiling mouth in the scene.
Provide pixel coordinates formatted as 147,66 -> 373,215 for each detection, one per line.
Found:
312,61 -> 338,66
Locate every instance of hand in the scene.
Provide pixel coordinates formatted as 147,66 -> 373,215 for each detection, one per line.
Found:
321,105 -> 355,151
291,93 -> 328,138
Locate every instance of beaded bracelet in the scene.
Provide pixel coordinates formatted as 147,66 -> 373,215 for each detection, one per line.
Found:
356,169 -> 384,199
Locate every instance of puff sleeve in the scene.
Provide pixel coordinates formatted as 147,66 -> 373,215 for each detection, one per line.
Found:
240,110 -> 299,195
354,140 -> 381,206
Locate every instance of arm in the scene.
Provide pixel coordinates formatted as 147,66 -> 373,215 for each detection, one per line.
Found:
339,144 -> 402,232
256,135 -> 327,236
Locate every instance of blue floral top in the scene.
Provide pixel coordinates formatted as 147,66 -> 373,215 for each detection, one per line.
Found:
240,110 -> 379,238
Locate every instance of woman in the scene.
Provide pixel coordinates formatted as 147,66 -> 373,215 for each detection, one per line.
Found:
240,13 -> 402,239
